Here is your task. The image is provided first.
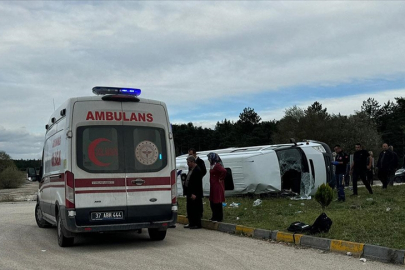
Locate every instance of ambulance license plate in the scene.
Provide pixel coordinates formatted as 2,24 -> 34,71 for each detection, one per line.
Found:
91,211 -> 124,221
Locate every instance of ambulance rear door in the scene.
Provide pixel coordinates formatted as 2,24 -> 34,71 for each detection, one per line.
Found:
122,101 -> 174,223
72,99 -> 128,226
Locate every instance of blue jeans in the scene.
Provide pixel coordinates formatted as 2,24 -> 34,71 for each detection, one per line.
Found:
329,174 -> 336,189
336,174 -> 345,201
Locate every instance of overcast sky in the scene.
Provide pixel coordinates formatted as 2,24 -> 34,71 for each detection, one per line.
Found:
1,1 -> 405,160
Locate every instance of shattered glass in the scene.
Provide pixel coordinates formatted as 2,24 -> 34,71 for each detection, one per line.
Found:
277,149 -> 314,199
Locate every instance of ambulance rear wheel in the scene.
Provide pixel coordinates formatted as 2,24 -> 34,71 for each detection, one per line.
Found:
35,203 -> 51,228
57,214 -> 74,247
148,228 -> 167,241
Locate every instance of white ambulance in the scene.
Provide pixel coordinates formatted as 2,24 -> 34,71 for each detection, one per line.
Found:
35,87 -> 177,247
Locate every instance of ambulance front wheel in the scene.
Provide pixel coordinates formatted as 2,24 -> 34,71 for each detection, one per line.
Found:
57,213 -> 74,247
148,228 -> 167,241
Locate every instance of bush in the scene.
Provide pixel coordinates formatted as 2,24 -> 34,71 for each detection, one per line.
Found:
314,183 -> 333,212
0,166 -> 25,189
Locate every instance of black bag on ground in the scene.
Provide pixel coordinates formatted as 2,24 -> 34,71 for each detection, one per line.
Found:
310,213 -> 332,234
287,221 -> 312,233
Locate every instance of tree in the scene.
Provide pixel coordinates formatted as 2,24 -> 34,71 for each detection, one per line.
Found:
0,151 -> 15,173
214,119 -> 238,148
238,107 -> 261,125
272,102 -> 332,144
361,97 -> 405,160
361,97 -> 381,120
0,151 -> 23,189
0,167 -> 25,189
272,101 -> 381,153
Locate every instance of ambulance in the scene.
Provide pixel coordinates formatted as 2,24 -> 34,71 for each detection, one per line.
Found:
35,87 -> 177,247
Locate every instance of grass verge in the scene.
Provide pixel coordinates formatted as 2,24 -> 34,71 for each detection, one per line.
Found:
177,184 -> 405,250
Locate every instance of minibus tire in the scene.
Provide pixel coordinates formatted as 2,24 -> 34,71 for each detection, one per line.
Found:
148,228 -> 167,241
35,203 -> 51,228
57,214 -> 74,247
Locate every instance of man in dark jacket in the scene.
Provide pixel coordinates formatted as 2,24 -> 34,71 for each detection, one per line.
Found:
332,145 -> 349,202
184,156 -> 203,229
377,143 -> 397,189
350,143 -> 373,196
388,145 -> 399,186
188,148 -> 207,177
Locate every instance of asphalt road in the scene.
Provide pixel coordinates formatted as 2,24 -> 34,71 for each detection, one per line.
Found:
1,202 -> 403,270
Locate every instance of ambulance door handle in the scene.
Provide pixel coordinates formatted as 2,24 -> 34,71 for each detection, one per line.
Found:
132,179 -> 145,186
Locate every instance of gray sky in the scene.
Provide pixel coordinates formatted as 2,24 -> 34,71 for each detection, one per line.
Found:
1,1 -> 405,159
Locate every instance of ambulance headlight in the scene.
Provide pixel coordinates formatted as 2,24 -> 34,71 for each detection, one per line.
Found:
92,86 -> 141,96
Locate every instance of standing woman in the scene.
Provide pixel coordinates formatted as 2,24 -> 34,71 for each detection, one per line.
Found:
207,152 -> 227,222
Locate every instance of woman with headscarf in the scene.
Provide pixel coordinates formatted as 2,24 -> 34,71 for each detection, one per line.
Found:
207,152 -> 227,222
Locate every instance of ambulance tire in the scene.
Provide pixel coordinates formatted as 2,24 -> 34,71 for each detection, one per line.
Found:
148,228 -> 167,241
35,202 -> 51,228
57,213 -> 74,247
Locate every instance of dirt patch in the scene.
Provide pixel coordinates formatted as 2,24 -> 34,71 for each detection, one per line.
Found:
0,181 -> 38,202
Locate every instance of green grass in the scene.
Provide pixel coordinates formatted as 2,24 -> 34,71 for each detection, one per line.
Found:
177,185 -> 405,250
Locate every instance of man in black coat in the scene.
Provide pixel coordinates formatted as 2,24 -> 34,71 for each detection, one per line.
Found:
377,143 -> 397,189
350,143 -> 373,196
388,145 -> 399,186
184,156 -> 203,229
188,148 -> 207,177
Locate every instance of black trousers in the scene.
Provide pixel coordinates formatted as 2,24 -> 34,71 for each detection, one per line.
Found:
210,201 -> 223,222
186,197 -> 202,227
367,169 -> 373,185
352,170 -> 373,195
378,169 -> 390,189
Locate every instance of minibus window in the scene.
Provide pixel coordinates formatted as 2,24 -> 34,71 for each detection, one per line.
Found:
276,148 -> 312,197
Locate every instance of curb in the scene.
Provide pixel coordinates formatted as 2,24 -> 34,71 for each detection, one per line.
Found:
177,215 -> 405,265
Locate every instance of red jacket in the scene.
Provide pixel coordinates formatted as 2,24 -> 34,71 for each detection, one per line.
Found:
209,163 -> 227,203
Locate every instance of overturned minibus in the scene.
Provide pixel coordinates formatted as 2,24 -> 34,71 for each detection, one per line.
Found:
176,140 -> 333,198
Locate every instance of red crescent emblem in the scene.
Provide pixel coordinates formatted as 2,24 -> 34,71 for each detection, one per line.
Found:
88,138 -> 112,167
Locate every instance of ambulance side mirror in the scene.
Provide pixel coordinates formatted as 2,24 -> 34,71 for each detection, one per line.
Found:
37,166 -> 43,182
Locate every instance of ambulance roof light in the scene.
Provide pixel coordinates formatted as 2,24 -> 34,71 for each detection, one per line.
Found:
92,86 -> 141,96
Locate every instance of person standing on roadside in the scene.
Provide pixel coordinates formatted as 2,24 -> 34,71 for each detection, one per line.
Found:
350,143 -> 373,196
188,148 -> 207,177
388,145 -> 399,186
377,143 -> 397,189
332,145 -> 349,202
184,156 -> 203,229
367,151 -> 375,185
207,152 -> 227,222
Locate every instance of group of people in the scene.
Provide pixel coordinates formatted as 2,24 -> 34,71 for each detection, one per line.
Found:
331,143 -> 399,202
183,148 -> 227,229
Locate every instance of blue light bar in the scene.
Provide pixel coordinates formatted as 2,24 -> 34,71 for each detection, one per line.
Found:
92,86 -> 141,96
